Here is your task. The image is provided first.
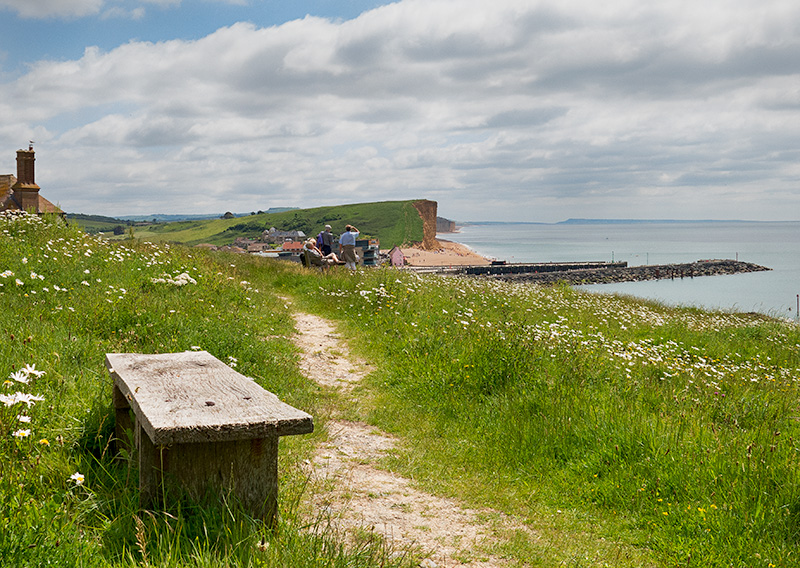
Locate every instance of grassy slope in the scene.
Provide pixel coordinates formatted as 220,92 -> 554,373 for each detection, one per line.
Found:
4,214 -> 800,567
0,214 -> 413,568
67,214 -> 132,234
132,200 -> 426,248
290,267 -> 800,568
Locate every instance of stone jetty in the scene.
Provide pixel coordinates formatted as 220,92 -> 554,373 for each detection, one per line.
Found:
487,259 -> 770,285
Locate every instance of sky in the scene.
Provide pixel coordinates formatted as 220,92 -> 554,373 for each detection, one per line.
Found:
1,0 -> 800,222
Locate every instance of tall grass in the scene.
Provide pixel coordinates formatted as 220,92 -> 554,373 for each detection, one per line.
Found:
5,211 -> 800,567
292,266 -> 800,567
0,212 -> 414,567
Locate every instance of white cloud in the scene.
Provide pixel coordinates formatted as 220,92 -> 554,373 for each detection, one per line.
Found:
0,0 -> 104,19
2,0 -> 800,220
101,6 -> 146,20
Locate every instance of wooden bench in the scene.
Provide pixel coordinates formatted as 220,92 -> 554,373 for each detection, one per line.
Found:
300,249 -> 328,271
107,350 -> 313,521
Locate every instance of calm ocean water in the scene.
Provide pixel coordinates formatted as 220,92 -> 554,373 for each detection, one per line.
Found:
445,221 -> 800,320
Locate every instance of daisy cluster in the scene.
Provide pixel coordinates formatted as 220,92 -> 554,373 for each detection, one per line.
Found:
150,272 -> 197,286
1,364 -> 46,444
0,212 -> 202,305
333,272 -> 799,393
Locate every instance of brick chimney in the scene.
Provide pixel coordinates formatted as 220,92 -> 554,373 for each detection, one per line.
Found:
11,144 -> 41,212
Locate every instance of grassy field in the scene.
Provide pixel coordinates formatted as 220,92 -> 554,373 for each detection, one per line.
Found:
66,214 -> 134,235
131,201 -> 426,248
2,212 -> 800,567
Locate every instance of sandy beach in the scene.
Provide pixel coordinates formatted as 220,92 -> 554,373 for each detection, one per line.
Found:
398,239 -> 491,267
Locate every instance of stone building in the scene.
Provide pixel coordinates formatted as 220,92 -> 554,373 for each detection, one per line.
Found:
261,227 -> 306,244
0,146 -> 63,215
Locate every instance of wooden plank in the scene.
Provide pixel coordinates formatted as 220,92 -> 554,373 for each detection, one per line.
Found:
106,351 -> 313,445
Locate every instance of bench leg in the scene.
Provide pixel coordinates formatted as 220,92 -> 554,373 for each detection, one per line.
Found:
159,436 -> 279,522
112,384 -> 133,455
114,383 -> 160,508
137,422 -> 160,509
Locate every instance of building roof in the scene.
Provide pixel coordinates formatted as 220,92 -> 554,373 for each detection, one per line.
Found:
0,171 -> 63,216
247,243 -> 274,252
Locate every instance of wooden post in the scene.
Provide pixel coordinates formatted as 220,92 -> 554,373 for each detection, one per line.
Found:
137,421 -> 159,508
113,383 -> 133,455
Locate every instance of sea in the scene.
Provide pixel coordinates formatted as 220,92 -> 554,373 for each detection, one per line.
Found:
444,221 -> 800,321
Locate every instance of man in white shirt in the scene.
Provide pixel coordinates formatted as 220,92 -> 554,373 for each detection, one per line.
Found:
338,224 -> 359,270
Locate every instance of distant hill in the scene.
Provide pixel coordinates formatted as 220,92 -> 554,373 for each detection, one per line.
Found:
66,213 -> 133,234
115,208 -> 299,223
130,200 -> 429,248
557,218 -> 757,224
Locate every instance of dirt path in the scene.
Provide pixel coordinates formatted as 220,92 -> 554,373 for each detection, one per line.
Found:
290,307 -> 535,567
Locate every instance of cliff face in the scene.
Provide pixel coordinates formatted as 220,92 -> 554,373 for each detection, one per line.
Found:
436,217 -> 456,233
412,199 -> 439,250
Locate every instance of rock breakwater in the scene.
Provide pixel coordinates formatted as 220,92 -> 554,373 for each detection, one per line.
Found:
489,259 -> 770,285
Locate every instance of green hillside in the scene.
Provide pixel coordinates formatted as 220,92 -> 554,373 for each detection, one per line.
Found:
66,213 -> 134,235
132,200 -> 426,248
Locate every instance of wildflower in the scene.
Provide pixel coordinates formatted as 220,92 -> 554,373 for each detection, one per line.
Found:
15,278 -> 23,286
21,257 -> 27,264
10,370 -> 28,384
17,415 -> 31,423
0,270 -> 13,278
38,438 -> 50,446
0,392 -> 45,407
21,364 -> 44,378
70,472 -> 85,485
13,429 -> 31,439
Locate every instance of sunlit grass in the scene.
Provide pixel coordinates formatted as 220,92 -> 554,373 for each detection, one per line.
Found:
4,211 -> 800,567
293,267 -> 800,567
0,212 -> 413,567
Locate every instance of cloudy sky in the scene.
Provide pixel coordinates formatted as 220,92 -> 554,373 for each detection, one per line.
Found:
2,0 -> 799,222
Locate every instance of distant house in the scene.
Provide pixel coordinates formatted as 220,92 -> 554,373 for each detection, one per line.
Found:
233,237 -> 256,249
247,243 -> 273,253
0,146 -> 63,216
280,241 -> 304,253
388,246 -> 406,267
261,227 -> 306,244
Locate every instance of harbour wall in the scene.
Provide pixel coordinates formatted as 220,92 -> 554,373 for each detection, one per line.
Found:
485,259 -> 770,285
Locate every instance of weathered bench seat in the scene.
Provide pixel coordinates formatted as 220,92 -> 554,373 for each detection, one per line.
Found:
107,350 -> 313,521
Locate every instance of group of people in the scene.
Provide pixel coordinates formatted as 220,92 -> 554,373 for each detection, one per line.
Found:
302,224 -> 360,270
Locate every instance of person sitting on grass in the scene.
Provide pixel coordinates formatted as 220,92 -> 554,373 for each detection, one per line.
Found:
303,239 -> 339,267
